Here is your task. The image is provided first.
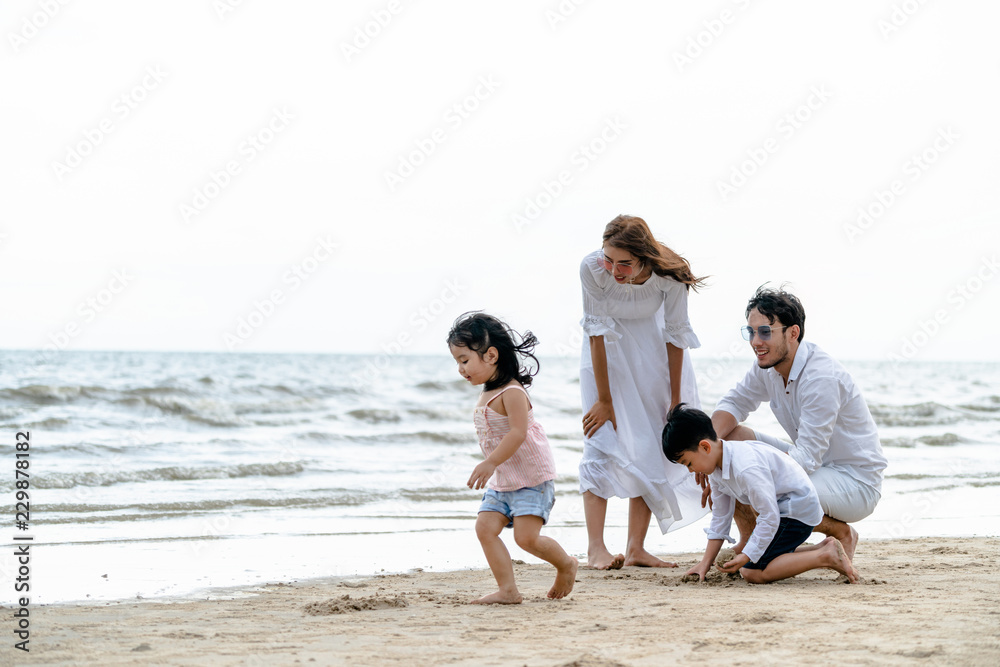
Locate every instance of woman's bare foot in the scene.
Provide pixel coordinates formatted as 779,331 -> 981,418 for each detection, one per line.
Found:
548,558 -> 579,599
470,589 -> 523,605
624,548 -> 677,568
823,539 -> 859,584
586,547 -> 625,570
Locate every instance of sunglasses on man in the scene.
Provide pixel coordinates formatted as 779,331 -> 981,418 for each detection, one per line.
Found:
741,325 -> 789,341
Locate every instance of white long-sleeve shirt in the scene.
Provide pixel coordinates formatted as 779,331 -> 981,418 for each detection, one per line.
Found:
715,341 -> 887,491
707,440 -> 824,564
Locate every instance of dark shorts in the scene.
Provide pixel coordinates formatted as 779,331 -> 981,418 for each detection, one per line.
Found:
742,517 -> 815,570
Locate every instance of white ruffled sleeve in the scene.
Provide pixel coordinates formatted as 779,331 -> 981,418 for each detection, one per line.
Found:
661,278 -> 701,349
579,253 -> 621,342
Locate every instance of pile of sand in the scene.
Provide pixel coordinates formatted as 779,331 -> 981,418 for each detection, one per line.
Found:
303,593 -> 408,616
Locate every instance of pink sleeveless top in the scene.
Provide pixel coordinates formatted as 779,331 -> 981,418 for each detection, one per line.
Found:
473,384 -> 557,492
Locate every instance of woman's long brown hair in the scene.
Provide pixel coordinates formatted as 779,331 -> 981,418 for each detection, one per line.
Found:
602,215 -> 706,290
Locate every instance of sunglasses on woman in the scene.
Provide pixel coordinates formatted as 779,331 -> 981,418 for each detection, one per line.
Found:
600,253 -> 641,276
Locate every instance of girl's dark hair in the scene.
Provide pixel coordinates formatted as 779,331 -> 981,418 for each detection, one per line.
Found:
446,311 -> 539,391
603,215 -> 707,290
746,284 -> 805,342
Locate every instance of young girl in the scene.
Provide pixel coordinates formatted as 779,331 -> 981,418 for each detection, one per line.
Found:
447,312 -> 578,604
579,214 -> 708,569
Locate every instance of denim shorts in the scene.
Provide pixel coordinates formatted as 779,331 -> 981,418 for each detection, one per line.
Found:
478,481 -> 555,528
742,517 -> 815,570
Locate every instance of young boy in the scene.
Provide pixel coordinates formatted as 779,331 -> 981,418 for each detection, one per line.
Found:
662,404 -> 858,584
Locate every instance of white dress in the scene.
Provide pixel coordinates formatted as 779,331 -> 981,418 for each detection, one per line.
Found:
578,250 -> 708,533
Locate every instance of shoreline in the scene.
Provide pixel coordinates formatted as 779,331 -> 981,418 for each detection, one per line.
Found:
14,536 -> 1000,666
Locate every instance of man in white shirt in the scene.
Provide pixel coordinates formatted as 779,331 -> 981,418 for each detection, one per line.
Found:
711,287 -> 887,560
662,404 -> 858,584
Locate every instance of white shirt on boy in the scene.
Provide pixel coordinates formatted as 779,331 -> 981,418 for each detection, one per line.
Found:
707,440 -> 824,565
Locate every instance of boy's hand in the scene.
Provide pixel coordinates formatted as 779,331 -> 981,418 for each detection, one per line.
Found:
467,461 -> 497,490
717,553 -> 750,574
685,563 -> 710,582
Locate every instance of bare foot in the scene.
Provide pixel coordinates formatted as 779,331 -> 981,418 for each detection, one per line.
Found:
732,540 -> 747,555
470,590 -> 522,605
824,539 -> 859,584
624,548 -> 677,568
586,548 -> 625,570
548,557 -> 578,599
843,525 -> 859,561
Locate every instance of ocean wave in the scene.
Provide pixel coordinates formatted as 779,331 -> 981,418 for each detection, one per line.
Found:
137,395 -> 244,427
958,395 -> 1000,413
0,384 -> 103,403
881,433 -> 968,448
346,408 -> 402,424
404,407 -> 467,422
415,380 -> 469,392
8,416 -> 71,429
869,402 -> 964,427
21,461 -> 306,489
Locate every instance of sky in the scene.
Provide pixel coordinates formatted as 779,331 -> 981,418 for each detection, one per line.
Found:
3,1 -> 999,363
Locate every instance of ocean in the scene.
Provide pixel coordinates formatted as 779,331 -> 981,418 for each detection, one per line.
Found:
1,350 -> 998,604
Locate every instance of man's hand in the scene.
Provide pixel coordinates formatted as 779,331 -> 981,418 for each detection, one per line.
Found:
717,552 -> 750,574
467,461 -> 497,490
695,472 -> 712,509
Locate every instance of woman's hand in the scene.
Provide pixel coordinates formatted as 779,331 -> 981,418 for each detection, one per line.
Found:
695,472 -> 713,509
583,399 -> 616,438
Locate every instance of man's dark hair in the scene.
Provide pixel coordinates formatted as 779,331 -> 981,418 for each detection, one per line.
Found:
746,285 -> 805,342
662,403 -> 717,464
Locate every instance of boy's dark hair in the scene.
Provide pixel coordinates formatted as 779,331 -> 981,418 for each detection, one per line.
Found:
662,403 -> 717,463
745,284 -> 805,342
446,311 -> 539,391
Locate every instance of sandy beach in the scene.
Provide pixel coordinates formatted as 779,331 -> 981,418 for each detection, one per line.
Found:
10,536 -> 999,666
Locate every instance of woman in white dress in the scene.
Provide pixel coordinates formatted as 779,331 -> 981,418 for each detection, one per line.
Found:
580,215 -> 707,569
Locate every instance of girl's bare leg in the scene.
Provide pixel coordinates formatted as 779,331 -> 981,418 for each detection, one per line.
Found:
472,512 -> 522,604
512,516 -> 578,599
583,491 -> 623,569
624,497 -> 676,567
